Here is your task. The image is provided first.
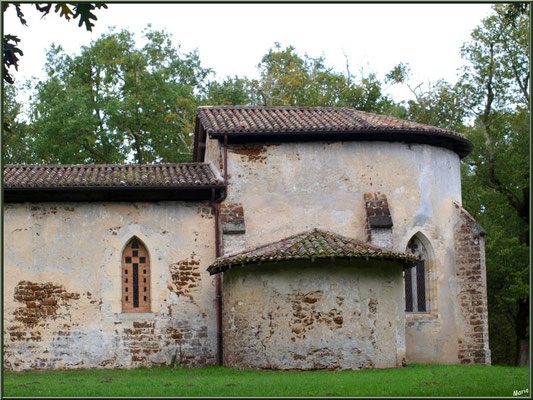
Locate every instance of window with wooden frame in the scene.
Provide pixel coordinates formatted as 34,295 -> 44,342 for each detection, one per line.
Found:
122,238 -> 151,313
404,235 -> 429,313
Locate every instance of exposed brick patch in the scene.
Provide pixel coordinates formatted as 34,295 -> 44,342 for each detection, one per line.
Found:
368,298 -> 378,314
169,257 -> 201,299
161,322 -> 210,366
200,206 -> 214,219
363,193 -> 393,249
367,298 -> 378,348
364,192 -> 393,235
454,203 -> 490,365
13,281 -> 81,327
6,325 -> 42,342
288,291 -> 343,341
118,319 -> 212,368
229,143 -> 270,163
220,203 -> 245,234
4,282 -> 102,371
121,321 -> 160,364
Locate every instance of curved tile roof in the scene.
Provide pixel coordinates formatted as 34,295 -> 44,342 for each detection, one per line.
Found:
4,163 -> 223,189
208,228 -> 419,275
196,106 -> 472,158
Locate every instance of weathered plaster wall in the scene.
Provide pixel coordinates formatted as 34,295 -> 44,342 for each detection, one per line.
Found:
204,138 -> 484,364
217,141 -> 462,248
3,201 -> 217,371
222,260 -> 406,370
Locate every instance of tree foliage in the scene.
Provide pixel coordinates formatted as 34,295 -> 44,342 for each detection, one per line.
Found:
385,63 -> 469,132
247,43 -> 394,113
459,4 -> 529,366
204,76 -> 253,106
25,28 -> 210,164
2,84 -> 32,164
389,4 -> 530,366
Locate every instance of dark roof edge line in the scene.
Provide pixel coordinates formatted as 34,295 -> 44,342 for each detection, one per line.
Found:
208,254 -> 417,275
202,128 -> 472,159
4,185 -> 226,191
3,162 -> 209,168
207,128 -> 468,141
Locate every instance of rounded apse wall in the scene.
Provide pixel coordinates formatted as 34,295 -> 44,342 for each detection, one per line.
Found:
222,259 -> 406,370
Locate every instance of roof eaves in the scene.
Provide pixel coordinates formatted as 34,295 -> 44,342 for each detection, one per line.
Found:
4,184 -> 226,191
206,129 -> 472,158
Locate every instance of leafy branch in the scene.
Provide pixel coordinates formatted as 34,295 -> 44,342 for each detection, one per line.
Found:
2,2 -> 107,83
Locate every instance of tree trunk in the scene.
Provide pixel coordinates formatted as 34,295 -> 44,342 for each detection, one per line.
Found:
129,129 -> 144,164
516,298 -> 529,366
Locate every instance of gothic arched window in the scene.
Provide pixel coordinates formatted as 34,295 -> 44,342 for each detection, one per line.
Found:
404,235 -> 429,313
122,238 -> 151,313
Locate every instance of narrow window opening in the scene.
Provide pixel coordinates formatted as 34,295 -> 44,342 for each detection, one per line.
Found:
405,235 -> 430,313
122,238 -> 151,313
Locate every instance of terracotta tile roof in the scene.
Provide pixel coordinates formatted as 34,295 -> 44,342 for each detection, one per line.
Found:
197,106 -> 463,137
196,106 -> 472,158
4,163 -> 223,189
208,228 -> 419,274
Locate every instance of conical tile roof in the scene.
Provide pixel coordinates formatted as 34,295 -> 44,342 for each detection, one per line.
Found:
208,228 -> 419,274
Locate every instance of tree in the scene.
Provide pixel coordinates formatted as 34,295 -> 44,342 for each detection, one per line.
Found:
388,4 -> 530,365
204,76 -> 253,106
385,63 -> 469,132
459,4 -> 529,366
248,44 -> 395,112
25,27 -> 210,164
2,83 -> 33,163
2,3 -> 108,83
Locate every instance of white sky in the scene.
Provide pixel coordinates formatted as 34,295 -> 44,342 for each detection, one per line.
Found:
4,3 -> 494,103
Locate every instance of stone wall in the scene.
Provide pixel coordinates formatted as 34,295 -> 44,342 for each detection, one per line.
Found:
204,137 -> 476,364
453,203 -> 491,364
209,140 -> 463,253
222,260 -> 406,370
3,201 -> 217,371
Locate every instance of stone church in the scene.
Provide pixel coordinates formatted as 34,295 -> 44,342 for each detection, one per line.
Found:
3,106 -> 490,371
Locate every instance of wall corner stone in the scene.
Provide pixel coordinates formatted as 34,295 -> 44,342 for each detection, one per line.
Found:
453,202 -> 491,365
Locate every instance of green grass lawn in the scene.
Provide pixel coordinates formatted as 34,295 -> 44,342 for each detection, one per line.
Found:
2,363 -> 530,397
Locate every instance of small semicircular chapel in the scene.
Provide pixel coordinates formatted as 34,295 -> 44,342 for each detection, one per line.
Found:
3,106 -> 491,371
